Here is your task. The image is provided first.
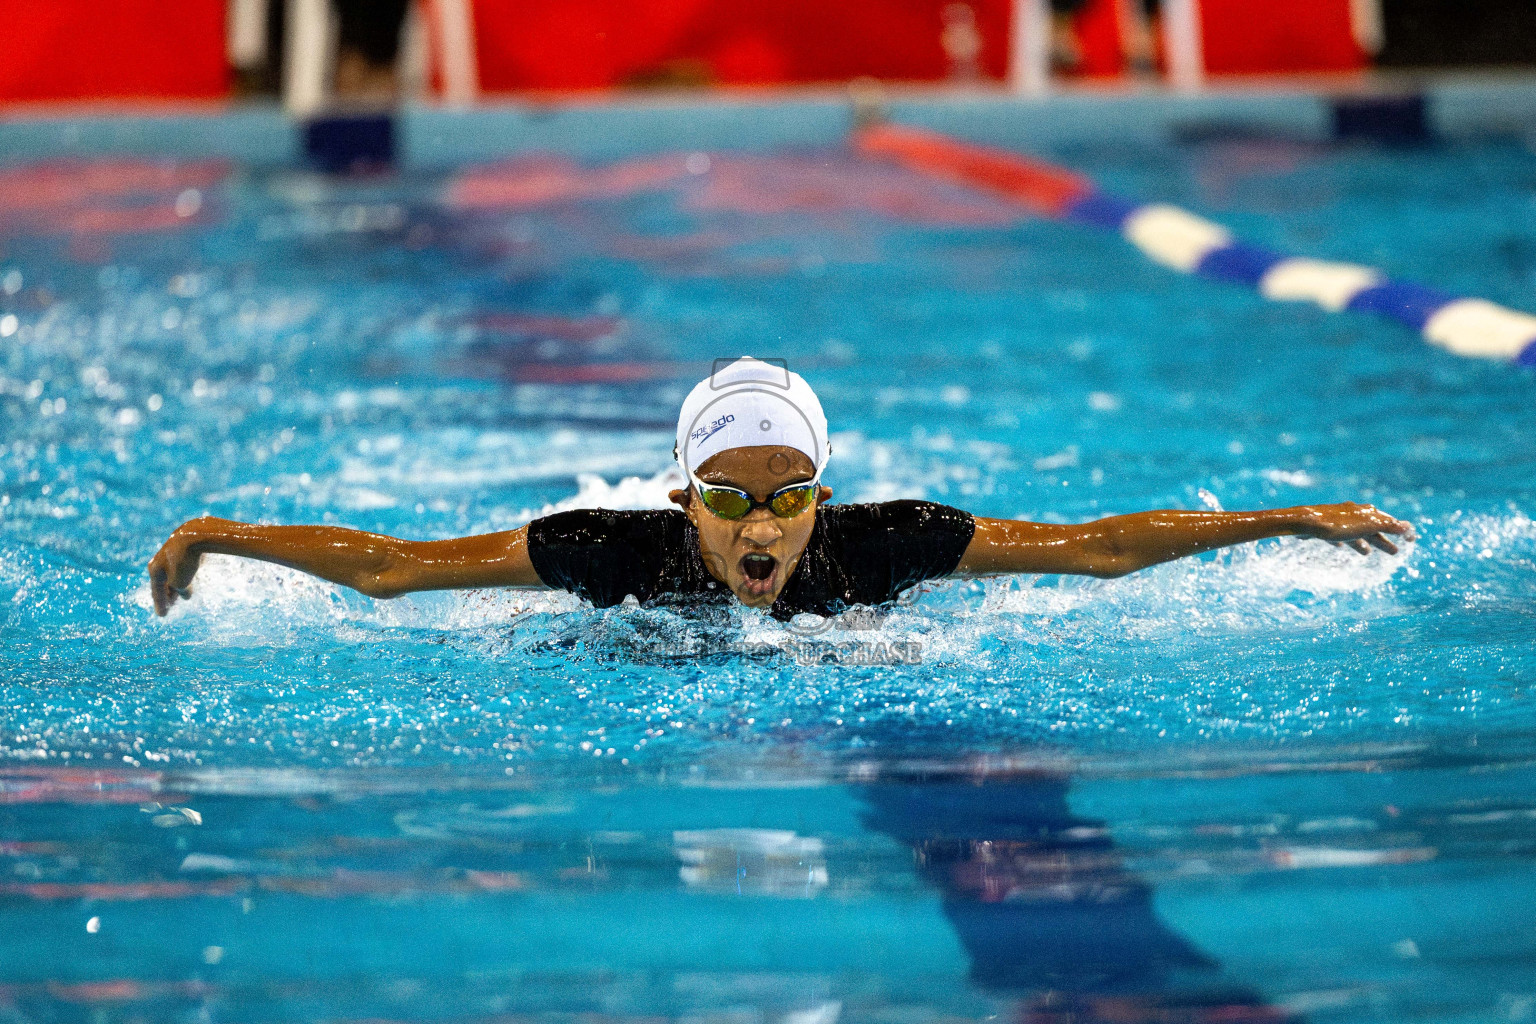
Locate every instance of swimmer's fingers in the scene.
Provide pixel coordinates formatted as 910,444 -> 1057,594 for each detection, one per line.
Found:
1357,515 -> 1415,550
1357,506 -> 1413,537
1367,532 -> 1399,555
1379,516 -> 1417,543
1353,505 -> 1415,542
148,539 -> 201,617
149,558 -> 174,616
1328,531 -> 1399,556
1307,504 -> 1416,547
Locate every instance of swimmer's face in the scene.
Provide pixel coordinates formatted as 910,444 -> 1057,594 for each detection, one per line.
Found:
669,445 -> 832,609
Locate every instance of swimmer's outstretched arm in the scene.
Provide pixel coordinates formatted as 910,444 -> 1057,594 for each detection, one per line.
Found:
956,502 -> 1415,579
147,517 -> 543,616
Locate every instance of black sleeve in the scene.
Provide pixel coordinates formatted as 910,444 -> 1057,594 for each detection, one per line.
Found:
525,509 -> 679,608
823,500 -> 976,605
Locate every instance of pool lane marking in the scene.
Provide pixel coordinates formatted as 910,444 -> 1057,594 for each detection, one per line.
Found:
852,119 -> 1091,218
853,124 -> 1536,366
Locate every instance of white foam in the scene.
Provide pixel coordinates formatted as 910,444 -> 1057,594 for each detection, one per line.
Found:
1238,533 -> 1407,597
338,449 -> 648,490
1260,468 -> 1317,488
1438,510 -> 1535,559
823,430 -> 963,503
0,549 -> 27,589
337,487 -> 399,510
131,553 -> 585,637
972,530 -> 1413,642
530,467 -> 683,517
133,553 -> 382,627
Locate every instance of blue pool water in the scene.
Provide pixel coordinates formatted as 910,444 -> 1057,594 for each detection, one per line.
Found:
1,123 -> 1535,1022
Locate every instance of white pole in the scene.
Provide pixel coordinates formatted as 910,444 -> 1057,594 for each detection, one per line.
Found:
1009,0 -> 1050,96
435,0 -> 480,106
283,0 -> 332,116
1162,0 -> 1204,92
1350,0 -> 1385,55
228,0 -> 269,69
398,1 -> 430,101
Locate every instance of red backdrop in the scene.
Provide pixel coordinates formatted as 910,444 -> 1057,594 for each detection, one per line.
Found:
1070,0 -> 1130,78
0,0 -> 1362,105
1065,0 -> 1365,79
0,0 -> 227,103
1200,0 -> 1365,74
468,0 -> 1363,92
469,0 -> 1013,91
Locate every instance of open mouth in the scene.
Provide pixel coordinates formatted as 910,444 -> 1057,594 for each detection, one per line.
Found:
739,553 -> 778,593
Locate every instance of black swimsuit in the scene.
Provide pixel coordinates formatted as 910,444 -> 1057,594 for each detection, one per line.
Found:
526,500 -> 976,620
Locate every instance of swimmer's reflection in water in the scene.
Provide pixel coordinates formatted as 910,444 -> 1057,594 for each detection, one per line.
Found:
860,766 -> 1288,1024
149,357 -> 1414,621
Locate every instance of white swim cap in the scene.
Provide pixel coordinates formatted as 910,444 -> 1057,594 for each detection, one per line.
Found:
674,358 -> 830,480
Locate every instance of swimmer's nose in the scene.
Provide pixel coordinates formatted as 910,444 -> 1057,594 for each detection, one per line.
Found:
738,513 -> 781,545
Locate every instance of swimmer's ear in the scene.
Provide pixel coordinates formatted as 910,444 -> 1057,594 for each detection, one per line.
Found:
817,485 -> 833,505
672,487 -> 702,528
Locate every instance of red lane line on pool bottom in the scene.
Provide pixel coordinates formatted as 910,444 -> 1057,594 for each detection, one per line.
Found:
851,123 -> 1093,219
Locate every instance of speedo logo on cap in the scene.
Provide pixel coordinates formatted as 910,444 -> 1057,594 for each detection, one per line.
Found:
690,413 -> 735,446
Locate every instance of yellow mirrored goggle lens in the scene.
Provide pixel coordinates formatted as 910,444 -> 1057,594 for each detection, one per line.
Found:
700,487 -> 753,519
768,485 -> 815,518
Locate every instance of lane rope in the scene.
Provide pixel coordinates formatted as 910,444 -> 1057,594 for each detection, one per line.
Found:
854,123 -> 1536,366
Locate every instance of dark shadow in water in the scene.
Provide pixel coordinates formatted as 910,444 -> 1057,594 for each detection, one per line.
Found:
858,766 -> 1288,1024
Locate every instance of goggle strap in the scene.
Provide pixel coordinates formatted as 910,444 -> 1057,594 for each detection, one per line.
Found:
685,467 -> 821,497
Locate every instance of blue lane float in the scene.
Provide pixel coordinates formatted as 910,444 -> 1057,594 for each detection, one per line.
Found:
856,124 -> 1536,367
1108,202 -> 1536,364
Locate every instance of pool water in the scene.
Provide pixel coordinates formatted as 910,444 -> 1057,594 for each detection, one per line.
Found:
1,127 -> 1535,1022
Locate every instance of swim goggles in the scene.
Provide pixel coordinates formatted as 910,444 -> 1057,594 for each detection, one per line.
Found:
685,468 -> 821,521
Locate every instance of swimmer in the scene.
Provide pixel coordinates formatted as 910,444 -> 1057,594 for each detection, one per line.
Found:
148,357 -> 1414,619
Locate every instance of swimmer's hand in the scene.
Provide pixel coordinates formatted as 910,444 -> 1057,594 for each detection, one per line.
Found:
147,517 -> 544,617
1291,501 -> 1416,556
148,520 -> 209,616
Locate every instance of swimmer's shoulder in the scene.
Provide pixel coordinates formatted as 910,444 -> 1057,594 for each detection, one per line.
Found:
818,498 -> 974,536
527,507 -> 687,550
526,507 -> 691,605
814,500 -> 976,593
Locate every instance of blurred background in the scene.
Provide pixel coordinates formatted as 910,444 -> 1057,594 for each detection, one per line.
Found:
4,2 -> 1536,1022
2,0 -> 1534,113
